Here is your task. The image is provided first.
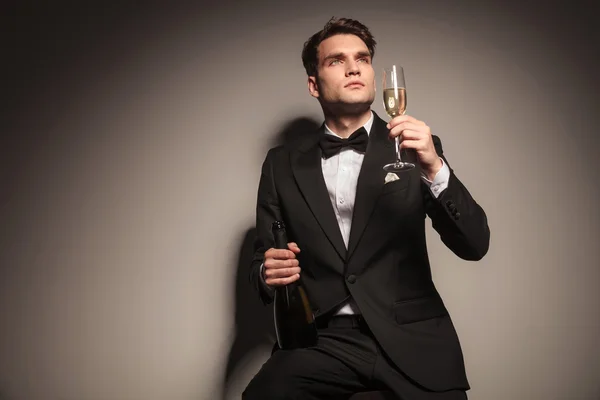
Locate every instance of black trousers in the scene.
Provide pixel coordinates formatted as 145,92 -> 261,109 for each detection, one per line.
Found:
242,315 -> 467,400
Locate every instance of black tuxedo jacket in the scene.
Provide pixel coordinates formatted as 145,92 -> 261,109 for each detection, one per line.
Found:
250,112 -> 490,391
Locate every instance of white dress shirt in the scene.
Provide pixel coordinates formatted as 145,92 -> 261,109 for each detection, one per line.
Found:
322,112 -> 449,315
261,111 -> 451,316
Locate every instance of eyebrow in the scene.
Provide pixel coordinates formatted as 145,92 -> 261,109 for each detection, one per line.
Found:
322,51 -> 371,63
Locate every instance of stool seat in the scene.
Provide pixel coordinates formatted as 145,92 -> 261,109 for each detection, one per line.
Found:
349,391 -> 395,399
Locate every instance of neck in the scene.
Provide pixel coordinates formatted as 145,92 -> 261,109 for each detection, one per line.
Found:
323,108 -> 372,138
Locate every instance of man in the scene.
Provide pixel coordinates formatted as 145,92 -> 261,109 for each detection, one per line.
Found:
243,17 -> 490,400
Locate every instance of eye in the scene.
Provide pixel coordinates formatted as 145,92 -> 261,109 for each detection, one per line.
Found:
330,59 -> 341,66
357,57 -> 369,63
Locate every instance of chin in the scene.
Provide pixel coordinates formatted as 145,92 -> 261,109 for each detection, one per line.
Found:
335,103 -> 371,115
342,94 -> 373,105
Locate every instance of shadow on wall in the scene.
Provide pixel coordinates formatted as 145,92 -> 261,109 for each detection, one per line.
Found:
221,117 -> 320,398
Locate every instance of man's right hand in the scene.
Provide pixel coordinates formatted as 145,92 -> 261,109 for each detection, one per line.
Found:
263,243 -> 301,287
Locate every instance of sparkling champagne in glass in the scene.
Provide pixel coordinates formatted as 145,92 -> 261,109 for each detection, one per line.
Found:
382,65 -> 415,172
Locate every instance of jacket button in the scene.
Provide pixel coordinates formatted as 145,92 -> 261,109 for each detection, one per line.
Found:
347,274 -> 357,284
446,200 -> 454,207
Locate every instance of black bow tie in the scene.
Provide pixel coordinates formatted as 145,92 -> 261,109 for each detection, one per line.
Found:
319,127 -> 369,159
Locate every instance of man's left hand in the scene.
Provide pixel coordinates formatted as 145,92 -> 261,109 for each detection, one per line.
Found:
386,115 -> 442,180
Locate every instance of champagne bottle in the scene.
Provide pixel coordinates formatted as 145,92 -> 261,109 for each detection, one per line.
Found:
272,221 -> 318,349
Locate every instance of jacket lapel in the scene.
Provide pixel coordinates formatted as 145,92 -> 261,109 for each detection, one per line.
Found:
347,113 -> 395,259
291,127 -> 347,262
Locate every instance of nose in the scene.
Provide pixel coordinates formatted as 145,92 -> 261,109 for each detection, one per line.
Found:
346,60 -> 361,76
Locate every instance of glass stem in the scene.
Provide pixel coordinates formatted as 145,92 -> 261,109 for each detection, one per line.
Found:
395,136 -> 402,164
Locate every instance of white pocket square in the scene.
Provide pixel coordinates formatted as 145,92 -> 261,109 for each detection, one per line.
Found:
384,172 -> 399,184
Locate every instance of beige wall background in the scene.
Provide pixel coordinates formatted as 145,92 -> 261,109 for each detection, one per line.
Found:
2,1 -> 599,399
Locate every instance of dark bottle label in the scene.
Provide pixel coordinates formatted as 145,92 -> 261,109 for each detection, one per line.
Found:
271,221 -> 318,349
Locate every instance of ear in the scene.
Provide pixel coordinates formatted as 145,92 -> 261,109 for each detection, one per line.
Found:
308,76 -> 319,98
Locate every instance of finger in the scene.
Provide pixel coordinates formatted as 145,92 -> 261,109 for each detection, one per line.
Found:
389,122 -> 425,134
396,127 -> 429,141
268,248 -> 296,260
265,266 -> 301,279
399,138 -> 426,151
266,273 -> 301,287
264,257 -> 300,270
386,115 -> 413,126
287,242 -> 301,253
386,115 -> 421,129
388,122 -> 426,138
409,116 -> 426,126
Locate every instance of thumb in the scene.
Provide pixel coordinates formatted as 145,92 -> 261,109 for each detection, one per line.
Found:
287,242 -> 301,253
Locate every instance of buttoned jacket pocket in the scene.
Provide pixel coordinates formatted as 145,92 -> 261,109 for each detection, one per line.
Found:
392,295 -> 448,325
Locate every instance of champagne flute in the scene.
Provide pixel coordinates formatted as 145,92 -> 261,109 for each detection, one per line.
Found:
382,65 -> 415,172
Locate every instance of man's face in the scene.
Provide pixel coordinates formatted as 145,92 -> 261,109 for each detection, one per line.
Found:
308,34 -> 376,113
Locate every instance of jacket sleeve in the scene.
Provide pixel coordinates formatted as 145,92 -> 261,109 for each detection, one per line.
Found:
249,148 -> 281,304
422,135 -> 491,261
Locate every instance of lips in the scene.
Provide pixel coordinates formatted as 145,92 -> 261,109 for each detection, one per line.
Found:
345,81 -> 364,88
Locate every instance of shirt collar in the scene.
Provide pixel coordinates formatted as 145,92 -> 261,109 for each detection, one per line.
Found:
324,111 -> 374,138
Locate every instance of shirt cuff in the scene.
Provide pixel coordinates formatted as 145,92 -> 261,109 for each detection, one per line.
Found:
420,158 -> 450,198
259,263 -> 275,294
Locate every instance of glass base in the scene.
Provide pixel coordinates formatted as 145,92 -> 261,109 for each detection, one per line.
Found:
383,161 -> 415,172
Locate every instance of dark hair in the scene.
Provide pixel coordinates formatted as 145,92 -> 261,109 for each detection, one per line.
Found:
301,17 -> 377,77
